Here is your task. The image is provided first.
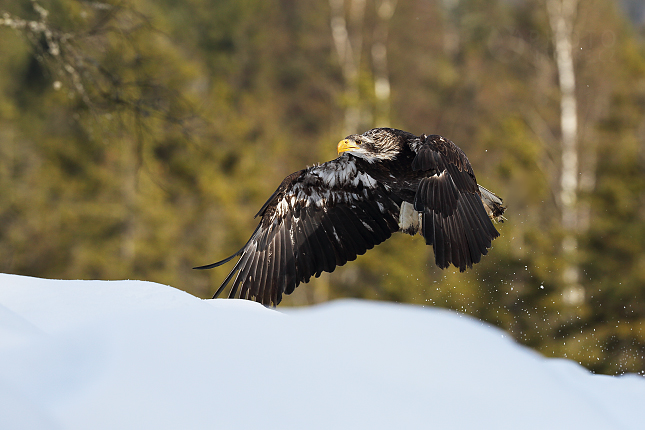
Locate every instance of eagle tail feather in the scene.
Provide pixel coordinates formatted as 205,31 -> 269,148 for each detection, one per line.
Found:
478,185 -> 506,223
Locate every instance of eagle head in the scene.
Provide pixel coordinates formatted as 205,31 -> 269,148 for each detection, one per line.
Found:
337,128 -> 415,162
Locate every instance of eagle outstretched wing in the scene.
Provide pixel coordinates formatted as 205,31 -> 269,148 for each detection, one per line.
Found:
194,156 -> 401,306
410,134 -> 500,271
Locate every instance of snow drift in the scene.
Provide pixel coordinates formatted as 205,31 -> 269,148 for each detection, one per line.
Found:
1,273 -> 643,430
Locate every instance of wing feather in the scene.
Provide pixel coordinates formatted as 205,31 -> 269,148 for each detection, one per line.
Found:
456,198 -> 482,265
326,210 -> 359,261
316,211 -> 341,271
411,134 -> 499,272
264,239 -> 276,305
320,208 -> 350,267
462,193 -> 493,255
244,246 -> 262,299
197,156 -> 401,306
361,200 -> 393,240
279,221 -> 293,295
291,214 -> 309,282
303,208 -> 332,275
302,213 -> 325,278
274,229 -> 283,301
337,205 -> 376,251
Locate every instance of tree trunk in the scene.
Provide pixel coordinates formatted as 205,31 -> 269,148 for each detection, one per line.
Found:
371,0 -> 396,127
441,0 -> 460,57
330,0 -> 366,135
547,0 -> 583,305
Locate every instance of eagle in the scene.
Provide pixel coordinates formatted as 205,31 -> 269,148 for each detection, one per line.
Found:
195,128 -> 506,306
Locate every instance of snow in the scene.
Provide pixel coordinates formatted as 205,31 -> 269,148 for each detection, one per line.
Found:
1,273 -> 643,430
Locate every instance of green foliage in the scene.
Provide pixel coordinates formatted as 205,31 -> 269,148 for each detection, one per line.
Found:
1,0 -> 645,375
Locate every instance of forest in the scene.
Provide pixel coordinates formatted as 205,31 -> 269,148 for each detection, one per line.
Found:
1,0 -> 644,375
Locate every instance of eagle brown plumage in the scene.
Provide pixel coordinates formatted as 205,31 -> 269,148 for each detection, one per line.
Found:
195,128 -> 506,306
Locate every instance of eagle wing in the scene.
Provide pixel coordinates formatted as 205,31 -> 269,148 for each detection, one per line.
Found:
195,155 -> 401,306
410,134 -> 500,271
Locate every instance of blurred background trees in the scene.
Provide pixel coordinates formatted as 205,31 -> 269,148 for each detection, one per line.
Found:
1,0 -> 644,374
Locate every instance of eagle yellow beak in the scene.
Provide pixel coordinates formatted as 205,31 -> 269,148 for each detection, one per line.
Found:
337,139 -> 360,154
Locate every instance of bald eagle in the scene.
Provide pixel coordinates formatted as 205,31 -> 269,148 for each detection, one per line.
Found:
195,128 -> 505,306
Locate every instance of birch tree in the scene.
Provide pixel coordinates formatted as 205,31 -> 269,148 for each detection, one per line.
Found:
371,0 -> 396,127
330,0 -> 366,135
547,0 -> 583,305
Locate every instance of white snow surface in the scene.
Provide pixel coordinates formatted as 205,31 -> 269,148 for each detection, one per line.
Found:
1,273 -> 644,430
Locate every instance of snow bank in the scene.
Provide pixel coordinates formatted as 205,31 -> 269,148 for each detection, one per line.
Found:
0,273 -> 643,430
